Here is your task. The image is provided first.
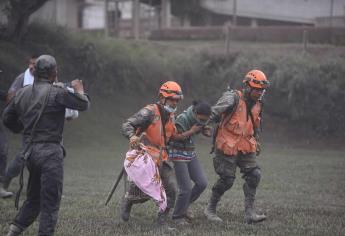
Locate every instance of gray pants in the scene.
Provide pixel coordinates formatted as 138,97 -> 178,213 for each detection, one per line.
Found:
172,158 -> 208,219
0,125 -> 8,178
13,143 -> 64,236
2,137 -> 25,188
6,150 -> 24,179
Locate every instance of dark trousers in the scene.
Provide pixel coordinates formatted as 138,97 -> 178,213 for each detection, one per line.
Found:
0,127 -> 8,178
172,158 -> 208,219
13,143 -> 64,236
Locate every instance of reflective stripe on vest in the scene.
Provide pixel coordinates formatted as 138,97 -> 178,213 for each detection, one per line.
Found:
216,91 -> 261,156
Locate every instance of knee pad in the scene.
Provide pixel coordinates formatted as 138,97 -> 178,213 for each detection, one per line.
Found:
215,177 -> 235,194
245,168 -> 261,188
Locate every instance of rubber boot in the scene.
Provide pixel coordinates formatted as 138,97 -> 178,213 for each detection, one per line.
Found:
2,175 -> 12,190
155,208 -> 176,232
243,183 -> 266,224
120,197 -> 133,222
204,192 -> 223,222
0,183 -> 13,199
6,224 -> 23,236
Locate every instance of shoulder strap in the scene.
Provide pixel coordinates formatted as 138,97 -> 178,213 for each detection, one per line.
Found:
221,90 -> 240,126
156,104 -> 167,147
249,100 -> 263,138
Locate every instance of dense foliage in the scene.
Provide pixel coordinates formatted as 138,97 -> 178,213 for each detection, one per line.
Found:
1,24 -> 344,137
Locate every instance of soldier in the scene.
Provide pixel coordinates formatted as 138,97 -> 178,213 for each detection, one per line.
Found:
3,55 -> 90,236
204,69 -> 269,224
3,54 -> 78,191
121,81 -> 201,228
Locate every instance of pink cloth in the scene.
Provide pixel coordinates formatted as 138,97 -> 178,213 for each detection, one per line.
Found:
124,149 -> 167,212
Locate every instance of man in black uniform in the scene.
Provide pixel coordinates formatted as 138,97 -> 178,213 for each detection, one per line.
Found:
3,55 -> 90,236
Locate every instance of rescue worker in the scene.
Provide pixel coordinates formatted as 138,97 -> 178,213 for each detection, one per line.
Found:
121,81 -> 201,227
168,100 -> 212,225
204,69 -> 269,224
3,55 -> 90,236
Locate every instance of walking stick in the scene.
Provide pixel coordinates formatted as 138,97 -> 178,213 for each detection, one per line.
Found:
105,168 -> 124,206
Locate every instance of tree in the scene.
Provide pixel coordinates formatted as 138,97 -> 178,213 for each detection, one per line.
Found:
1,0 -> 50,41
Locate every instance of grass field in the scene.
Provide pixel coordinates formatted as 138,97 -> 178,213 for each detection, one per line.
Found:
1,124 -> 344,236
1,36 -> 345,235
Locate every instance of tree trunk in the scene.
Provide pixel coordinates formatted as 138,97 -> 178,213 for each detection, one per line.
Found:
6,10 -> 30,42
4,0 -> 49,42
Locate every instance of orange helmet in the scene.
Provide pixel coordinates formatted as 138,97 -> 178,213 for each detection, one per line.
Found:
243,70 -> 269,89
159,81 -> 183,100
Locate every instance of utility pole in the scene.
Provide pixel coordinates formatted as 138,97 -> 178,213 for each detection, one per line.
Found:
114,0 -> 120,36
232,0 -> 237,26
132,0 -> 140,39
329,0 -> 335,27
329,0 -> 334,27
104,0 -> 109,37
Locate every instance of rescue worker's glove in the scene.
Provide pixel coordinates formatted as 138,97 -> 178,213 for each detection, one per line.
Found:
256,142 -> 261,156
129,135 -> 141,149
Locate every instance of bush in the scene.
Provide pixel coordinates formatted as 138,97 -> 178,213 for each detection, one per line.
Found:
1,24 -> 344,137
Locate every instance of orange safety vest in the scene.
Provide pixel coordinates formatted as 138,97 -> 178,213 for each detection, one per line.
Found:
142,104 -> 176,163
216,91 -> 261,156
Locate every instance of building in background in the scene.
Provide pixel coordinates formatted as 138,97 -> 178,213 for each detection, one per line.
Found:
200,0 -> 345,27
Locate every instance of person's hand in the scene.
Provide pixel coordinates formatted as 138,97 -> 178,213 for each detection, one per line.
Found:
129,135 -> 140,149
202,125 -> 212,137
190,124 -> 203,134
71,79 -> 84,94
256,142 -> 261,156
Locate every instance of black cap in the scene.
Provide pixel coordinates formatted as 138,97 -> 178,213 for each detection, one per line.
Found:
34,55 -> 57,79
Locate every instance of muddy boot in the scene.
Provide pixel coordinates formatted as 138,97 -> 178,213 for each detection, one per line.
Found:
0,183 -> 13,199
173,217 -> 190,226
120,197 -> 133,222
6,224 -> 23,236
155,208 -> 176,232
204,192 -> 223,222
243,183 -> 266,224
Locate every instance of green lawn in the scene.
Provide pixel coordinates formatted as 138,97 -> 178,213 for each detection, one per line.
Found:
1,131 -> 344,235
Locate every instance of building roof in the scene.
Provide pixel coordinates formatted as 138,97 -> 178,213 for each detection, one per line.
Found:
201,0 -> 345,24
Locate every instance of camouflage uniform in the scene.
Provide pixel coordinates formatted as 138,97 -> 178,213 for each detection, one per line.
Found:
121,104 -> 177,222
205,89 -> 265,223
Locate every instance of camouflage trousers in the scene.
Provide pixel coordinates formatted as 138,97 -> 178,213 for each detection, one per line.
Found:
211,149 -> 261,198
